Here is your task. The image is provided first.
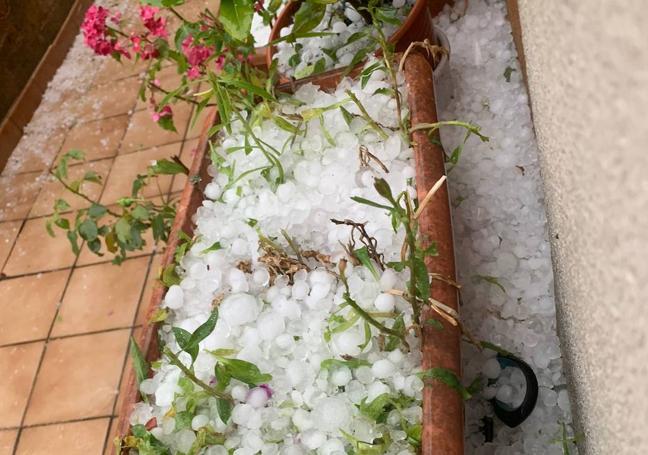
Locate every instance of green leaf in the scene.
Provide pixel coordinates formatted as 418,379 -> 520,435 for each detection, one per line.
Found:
78,219 -> 98,241
219,0 -> 254,41
273,116 -> 299,134
216,357 -> 272,386
360,62 -> 382,89
132,205 -> 150,221
353,246 -> 380,280
292,2 -> 326,35
373,87 -> 394,96
172,327 -> 198,361
83,170 -> 102,184
418,367 -> 471,400
175,410 -> 193,431
385,314 -> 404,351
129,336 -> 149,387
217,398 -> 232,424
157,115 -> 177,132
161,264 -> 181,286
150,308 -> 169,323
320,357 -> 370,371
115,217 -> 132,243
503,66 -> 517,82
150,159 -> 188,175
340,106 -> 354,127
88,203 -> 107,219
413,256 -> 430,301
67,230 -> 80,255
474,274 -> 507,294
151,214 -> 166,242
406,423 -> 422,447
359,393 -> 393,423
54,198 -> 71,212
373,178 -> 397,205
201,241 -> 223,254
350,196 -> 392,211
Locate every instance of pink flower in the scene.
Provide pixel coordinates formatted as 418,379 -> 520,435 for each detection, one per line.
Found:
110,11 -> 122,24
181,36 -> 214,67
152,105 -> 173,122
140,6 -> 168,38
254,0 -> 265,12
187,66 -> 201,80
215,55 -> 225,71
82,5 -> 127,57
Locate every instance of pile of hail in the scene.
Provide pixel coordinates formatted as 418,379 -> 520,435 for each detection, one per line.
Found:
125,57 -> 484,455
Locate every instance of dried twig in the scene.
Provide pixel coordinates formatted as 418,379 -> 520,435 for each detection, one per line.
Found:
358,145 -> 389,174
399,39 -> 448,73
331,218 -> 385,270
414,175 -> 447,219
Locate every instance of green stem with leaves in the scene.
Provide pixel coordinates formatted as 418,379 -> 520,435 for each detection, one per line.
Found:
345,90 -> 389,140
164,348 -> 232,402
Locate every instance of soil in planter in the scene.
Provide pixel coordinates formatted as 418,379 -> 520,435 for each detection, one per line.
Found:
434,1 -> 578,453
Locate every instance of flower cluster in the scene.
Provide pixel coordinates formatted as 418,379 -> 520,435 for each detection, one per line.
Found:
181,36 -> 216,79
81,5 -> 129,57
140,6 -> 168,39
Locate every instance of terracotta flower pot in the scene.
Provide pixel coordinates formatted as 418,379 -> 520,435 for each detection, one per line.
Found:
115,52 -> 462,454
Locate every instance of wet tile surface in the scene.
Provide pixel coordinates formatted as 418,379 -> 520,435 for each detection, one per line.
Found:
0,342 -> 44,428
0,270 -> 68,345
0,0 -> 210,446
24,330 -> 129,425
16,418 -> 109,455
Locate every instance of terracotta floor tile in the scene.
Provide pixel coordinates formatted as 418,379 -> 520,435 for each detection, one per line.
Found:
1,131 -> 66,176
93,56 -> 149,86
77,77 -> 142,122
0,270 -> 68,345
120,103 -> 192,154
59,115 -> 129,162
3,218 -> 77,276
52,257 -> 148,337
137,254 -> 163,326
0,429 -> 17,455
0,342 -> 44,428
0,221 -> 21,268
24,330 -> 129,425
29,158 -> 113,218
0,172 -> 45,222
101,144 -> 181,204
134,65 -> 185,112
171,138 -> 201,193
16,418 -> 109,455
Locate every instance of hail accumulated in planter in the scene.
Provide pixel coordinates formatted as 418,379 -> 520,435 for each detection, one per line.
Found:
434,1 -> 577,453
274,0 -> 414,79
130,65 -> 431,454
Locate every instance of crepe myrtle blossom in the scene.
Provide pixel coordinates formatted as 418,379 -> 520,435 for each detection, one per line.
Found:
82,5 -> 129,57
131,35 -> 159,60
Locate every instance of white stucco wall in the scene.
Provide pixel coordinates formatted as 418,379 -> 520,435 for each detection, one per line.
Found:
514,1 -> 648,453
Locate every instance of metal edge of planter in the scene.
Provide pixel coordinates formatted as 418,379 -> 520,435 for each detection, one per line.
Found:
114,53 -> 462,455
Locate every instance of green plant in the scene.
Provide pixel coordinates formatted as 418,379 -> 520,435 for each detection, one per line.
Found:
47,150 -> 186,263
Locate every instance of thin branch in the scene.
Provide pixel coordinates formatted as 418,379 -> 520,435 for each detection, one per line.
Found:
164,348 -> 232,402
52,172 -> 120,217
345,90 -> 389,140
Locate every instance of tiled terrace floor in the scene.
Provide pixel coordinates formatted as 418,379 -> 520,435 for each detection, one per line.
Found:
0,1 -> 209,453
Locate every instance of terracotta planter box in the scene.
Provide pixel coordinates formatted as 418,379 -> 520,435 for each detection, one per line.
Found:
115,52 -> 462,454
